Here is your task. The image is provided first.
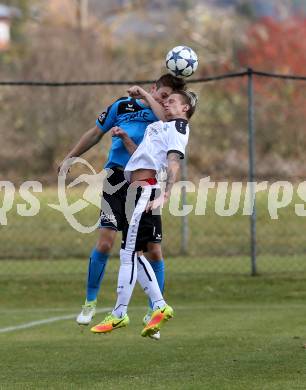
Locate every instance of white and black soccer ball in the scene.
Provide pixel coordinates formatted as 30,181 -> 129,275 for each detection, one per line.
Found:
166,46 -> 198,78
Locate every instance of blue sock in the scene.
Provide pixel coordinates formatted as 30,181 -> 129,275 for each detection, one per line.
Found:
148,259 -> 165,310
86,248 -> 109,302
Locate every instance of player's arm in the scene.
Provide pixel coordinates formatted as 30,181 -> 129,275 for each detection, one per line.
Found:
164,152 -> 181,200
58,126 -> 104,173
164,120 -> 188,199
111,126 -> 137,155
146,152 -> 181,212
127,86 -> 166,121
58,101 -> 118,173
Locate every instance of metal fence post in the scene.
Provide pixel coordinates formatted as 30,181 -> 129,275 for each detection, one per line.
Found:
247,68 -> 257,276
181,154 -> 188,255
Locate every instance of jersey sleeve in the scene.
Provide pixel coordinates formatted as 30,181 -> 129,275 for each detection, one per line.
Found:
167,120 -> 189,159
95,101 -> 118,133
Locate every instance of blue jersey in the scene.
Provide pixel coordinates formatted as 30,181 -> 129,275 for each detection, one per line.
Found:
96,97 -> 158,169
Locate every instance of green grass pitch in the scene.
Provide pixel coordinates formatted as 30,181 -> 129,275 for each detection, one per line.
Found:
1,259 -> 306,389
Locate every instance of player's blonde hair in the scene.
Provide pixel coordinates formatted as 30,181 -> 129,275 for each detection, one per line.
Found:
175,90 -> 198,118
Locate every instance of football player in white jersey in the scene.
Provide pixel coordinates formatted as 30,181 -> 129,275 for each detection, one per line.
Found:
91,90 -> 197,338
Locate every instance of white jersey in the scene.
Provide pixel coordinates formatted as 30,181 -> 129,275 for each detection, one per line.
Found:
124,119 -> 189,182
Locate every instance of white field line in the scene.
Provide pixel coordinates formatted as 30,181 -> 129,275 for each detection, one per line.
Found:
1,303 -> 306,315
0,308 -> 85,313
0,307 -> 112,334
1,303 -> 305,334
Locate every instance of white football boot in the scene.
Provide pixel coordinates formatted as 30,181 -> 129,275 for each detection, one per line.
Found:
76,300 -> 96,325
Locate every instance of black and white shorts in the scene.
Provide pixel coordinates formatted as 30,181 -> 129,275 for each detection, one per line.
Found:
99,168 -> 129,231
121,184 -> 162,252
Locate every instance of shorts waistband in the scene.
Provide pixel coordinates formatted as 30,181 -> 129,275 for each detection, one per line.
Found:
130,178 -> 158,186
144,178 -> 157,185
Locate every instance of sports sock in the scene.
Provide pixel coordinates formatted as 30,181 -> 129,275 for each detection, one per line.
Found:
86,248 -> 109,302
112,249 -> 137,318
137,255 -> 166,311
147,259 -> 165,309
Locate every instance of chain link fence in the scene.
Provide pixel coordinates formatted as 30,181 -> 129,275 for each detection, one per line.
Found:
1,69 -> 306,275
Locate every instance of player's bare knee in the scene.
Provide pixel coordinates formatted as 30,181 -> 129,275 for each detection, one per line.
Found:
96,228 -> 116,253
96,239 -> 113,254
146,244 -> 163,261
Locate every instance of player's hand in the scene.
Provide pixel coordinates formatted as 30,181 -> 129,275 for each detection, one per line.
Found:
127,86 -> 147,99
57,159 -> 72,176
111,126 -> 127,139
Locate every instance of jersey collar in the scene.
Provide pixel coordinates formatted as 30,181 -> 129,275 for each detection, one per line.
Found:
167,118 -> 188,124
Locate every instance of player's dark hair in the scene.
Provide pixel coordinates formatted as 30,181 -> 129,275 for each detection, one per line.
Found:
175,90 -> 198,119
155,74 -> 186,92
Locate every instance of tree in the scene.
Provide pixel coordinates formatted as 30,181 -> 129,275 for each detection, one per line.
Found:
238,17 -> 306,74
237,17 -> 306,176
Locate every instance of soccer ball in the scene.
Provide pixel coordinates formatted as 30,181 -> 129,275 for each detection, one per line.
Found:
166,46 -> 198,78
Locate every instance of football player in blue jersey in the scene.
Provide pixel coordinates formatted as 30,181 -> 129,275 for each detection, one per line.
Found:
58,74 -> 186,337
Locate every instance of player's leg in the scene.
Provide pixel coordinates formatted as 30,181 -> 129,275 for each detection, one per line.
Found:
89,246 -> 137,334
143,210 -> 165,324
90,248 -> 137,334
77,168 -> 126,325
145,242 -> 165,309
86,227 -> 116,301
135,195 -> 173,338
112,248 -> 138,317
91,185 -> 151,334
86,173 -> 126,304
111,185 -> 153,318
76,228 -> 116,325
137,254 -> 166,311
137,254 -> 173,338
